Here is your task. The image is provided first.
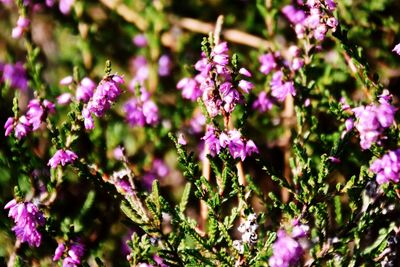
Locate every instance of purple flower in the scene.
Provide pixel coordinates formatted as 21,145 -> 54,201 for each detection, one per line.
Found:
53,243 -> 66,261
269,230 -> 303,267
270,71 -> 296,102
12,16 -> 30,39
178,133 -> 187,145
60,76 -> 73,85
59,0 -> 75,15
84,74 -> 124,129
123,88 -> 159,127
57,93 -> 73,105
4,199 -> 45,247
2,62 -> 28,91
253,91 -> 273,112
4,117 -> 15,136
370,149 -> 400,184
259,53 -> 277,75
282,5 -> 306,25
189,112 -> 206,134
129,56 -> 149,87
222,130 -> 258,161
393,43 -> 400,55
14,116 -> 31,139
238,80 -> 254,94
133,34 -> 148,47
239,67 -> 252,77
353,98 -> 396,150
76,77 -> 96,102
202,126 -> 221,156
48,149 -> 78,168
62,242 -> 85,267
26,99 -> 55,130
158,54 -> 172,77
177,78 -> 202,101
113,146 -> 124,160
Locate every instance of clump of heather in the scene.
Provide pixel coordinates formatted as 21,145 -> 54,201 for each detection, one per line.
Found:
351,93 -> 396,149
4,199 -> 45,247
2,0 -> 400,266
82,74 -> 124,130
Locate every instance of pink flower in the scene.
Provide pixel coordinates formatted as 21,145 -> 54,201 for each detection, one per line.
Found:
133,34 -> 148,47
393,43 -> 400,55
259,53 -> 277,75
60,76 -> 73,85
57,93 -> 73,105
76,77 -> 96,102
253,91 -> 273,112
4,200 -> 45,247
12,17 -> 30,39
270,71 -> 296,102
59,0 -> 75,15
48,149 -> 78,168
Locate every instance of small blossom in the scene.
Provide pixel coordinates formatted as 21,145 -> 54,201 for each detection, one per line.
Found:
2,62 -> 28,91
60,76 -> 74,85
48,149 -> 78,168
393,43 -> 400,55
178,133 -> 187,145
370,149 -> 400,184
14,116 -> 31,139
124,88 -> 159,127
57,93 -> 73,105
270,71 -> 296,102
62,242 -> 85,267
352,97 -> 396,150
4,117 -> 15,136
4,199 -> 45,247
202,126 -> 221,156
12,16 -> 30,39
269,230 -> 304,267
238,80 -> 254,94
76,77 -> 96,102
84,74 -> 124,129
177,78 -> 202,101
259,53 -> 277,75
158,54 -> 172,77
133,34 -> 148,47
239,67 -> 252,77
53,243 -> 66,261
59,0 -> 75,15
253,91 -> 273,112
113,146 -> 125,160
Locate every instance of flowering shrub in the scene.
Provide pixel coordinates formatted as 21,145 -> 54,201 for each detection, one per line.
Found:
1,0 -> 400,266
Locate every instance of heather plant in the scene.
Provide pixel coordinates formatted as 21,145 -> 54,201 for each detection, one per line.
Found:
1,0 -> 400,266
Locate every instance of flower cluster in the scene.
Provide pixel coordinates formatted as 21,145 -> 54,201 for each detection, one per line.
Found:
53,240 -> 85,267
202,126 -> 258,161
1,61 -> 29,91
233,213 -> 258,254
177,42 -> 254,117
48,149 -> 78,168
4,99 -> 55,139
4,199 -> 45,247
351,94 -> 396,150
82,74 -> 124,130
282,0 -> 338,41
59,76 -> 96,104
269,221 -> 309,267
123,87 -> 159,127
256,46 -> 306,107
370,149 -> 400,184
12,16 -> 30,39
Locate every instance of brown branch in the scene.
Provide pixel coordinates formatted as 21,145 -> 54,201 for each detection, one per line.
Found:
99,0 -> 273,49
